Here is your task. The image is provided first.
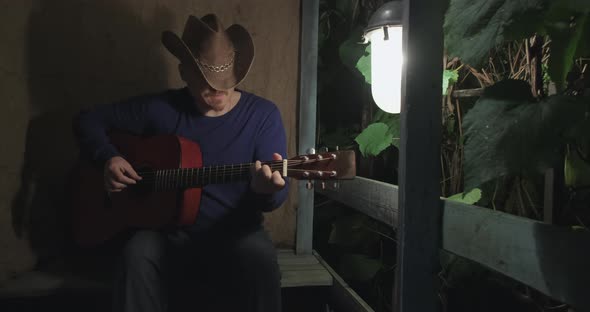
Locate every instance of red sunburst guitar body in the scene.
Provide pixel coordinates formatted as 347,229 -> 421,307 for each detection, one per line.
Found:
71,133 -> 202,246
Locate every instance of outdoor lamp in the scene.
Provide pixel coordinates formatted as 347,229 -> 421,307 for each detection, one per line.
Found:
363,1 -> 403,114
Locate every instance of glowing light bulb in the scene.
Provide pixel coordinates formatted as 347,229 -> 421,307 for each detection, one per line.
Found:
366,25 -> 403,114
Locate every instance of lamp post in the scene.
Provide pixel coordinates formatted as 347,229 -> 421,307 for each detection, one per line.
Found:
363,1 -> 404,114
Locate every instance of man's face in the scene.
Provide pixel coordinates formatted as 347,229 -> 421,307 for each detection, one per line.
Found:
180,64 -> 234,110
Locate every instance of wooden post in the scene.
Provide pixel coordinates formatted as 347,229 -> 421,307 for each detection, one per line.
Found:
296,0 -> 319,255
395,0 -> 444,311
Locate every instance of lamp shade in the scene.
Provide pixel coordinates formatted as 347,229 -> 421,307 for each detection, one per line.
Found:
364,1 -> 404,114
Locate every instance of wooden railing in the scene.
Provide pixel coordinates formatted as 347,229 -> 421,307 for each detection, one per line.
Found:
318,176 -> 590,311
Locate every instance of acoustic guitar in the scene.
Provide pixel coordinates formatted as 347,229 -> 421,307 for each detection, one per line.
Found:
71,132 -> 356,246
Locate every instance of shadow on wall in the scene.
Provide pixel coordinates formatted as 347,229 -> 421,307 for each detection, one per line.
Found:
12,0 -> 174,269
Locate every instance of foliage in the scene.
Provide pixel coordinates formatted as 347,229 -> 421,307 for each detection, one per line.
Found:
462,79 -> 590,191
443,69 -> 459,96
565,142 -> 590,188
445,0 -> 590,90
339,27 -> 371,83
448,188 -> 482,205
444,0 -> 546,67
544,4 -> 590,90
354,110 -> 400,157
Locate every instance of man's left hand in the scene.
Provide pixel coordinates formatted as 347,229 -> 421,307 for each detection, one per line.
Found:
250,153 -> 286,194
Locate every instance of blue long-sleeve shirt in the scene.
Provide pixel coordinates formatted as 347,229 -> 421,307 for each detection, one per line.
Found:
73,87 -> 289,232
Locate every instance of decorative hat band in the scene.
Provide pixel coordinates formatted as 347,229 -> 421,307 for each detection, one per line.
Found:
196,51 -> 235,73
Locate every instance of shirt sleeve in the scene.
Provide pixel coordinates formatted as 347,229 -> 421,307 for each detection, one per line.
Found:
73,94 -> 155,166
248,105 -> 290,212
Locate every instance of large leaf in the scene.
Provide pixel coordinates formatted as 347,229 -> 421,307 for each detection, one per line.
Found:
356,45 -> 371,84
354,111 -> 401,157
448,188 -> 482,205
444,0 -> 546,67
565,144 -> 590,188
373,110 -> 401,148
462,79 -> 590,191
354,123 -> 393,157
338,27 -> 369,82
546,11 -> 590,90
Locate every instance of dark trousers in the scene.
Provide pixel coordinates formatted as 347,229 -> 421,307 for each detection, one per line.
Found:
111,221 -> 281,312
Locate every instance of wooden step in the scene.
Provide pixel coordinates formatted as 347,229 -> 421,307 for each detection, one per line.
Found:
0,249 -> 332,298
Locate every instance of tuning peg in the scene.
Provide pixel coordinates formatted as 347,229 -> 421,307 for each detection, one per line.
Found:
321,182 -> 326,190
332,181 -> 340,190
335,146 -> 339,151
306,181 -> 313,190
307,147 -> 316,155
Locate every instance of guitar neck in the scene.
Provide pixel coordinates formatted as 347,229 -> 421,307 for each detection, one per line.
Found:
137,161 -> 284,191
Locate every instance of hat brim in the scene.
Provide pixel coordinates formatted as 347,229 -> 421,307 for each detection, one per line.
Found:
161,21 -> 254,91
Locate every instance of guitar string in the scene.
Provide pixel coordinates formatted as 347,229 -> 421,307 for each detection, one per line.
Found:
136,158 -> 328,177
134,158 -> 335,186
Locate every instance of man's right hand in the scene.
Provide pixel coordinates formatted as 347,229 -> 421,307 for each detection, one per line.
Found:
104,156 -> 142,192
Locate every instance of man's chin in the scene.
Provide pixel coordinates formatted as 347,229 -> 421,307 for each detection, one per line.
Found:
204,97 -> 226,109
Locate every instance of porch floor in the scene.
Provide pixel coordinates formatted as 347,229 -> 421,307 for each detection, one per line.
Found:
0,249 -> 333,298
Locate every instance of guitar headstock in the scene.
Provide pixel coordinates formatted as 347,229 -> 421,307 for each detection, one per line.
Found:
286,150 -> 356,181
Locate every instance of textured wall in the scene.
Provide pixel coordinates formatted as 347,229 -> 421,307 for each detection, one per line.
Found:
0,0 -> 300,283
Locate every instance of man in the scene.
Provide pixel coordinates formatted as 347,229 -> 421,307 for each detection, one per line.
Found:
74,14 -> 288,312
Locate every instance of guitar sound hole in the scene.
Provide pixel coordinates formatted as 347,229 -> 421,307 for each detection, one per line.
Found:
130,166 -> 155,194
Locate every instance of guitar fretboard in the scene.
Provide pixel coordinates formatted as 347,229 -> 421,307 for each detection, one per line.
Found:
136,161 -> 285,191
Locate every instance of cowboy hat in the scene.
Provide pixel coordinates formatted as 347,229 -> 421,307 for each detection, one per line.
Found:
162,14 -> 254,90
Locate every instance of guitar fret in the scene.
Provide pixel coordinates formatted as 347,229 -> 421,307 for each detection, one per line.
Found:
170,169 -> 173,190
223,165 -> 227,183
172,169 -> 176,189
157,170 -> 161,191
142,160 -> 284,191
230,164 -> 233,183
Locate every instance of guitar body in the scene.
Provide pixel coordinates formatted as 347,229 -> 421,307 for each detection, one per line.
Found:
72,133 -> 202,247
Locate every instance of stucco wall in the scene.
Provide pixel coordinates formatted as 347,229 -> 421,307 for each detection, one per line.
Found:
0,0 -> 300,283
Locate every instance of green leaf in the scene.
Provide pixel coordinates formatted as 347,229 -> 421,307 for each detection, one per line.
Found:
443,69 -> 459,96
356,45 -> 371,84
546,13 -> 589,90
372,110 -> 401,148
444,0 -> 546,67
462,79 -> 590,191
448,188 -> 482,205
354,123 -> 394,157
565,144 -> 590,188
339,27 -> 370,82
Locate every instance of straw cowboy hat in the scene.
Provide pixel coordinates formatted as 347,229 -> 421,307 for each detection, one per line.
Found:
162,14 -> 254,90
